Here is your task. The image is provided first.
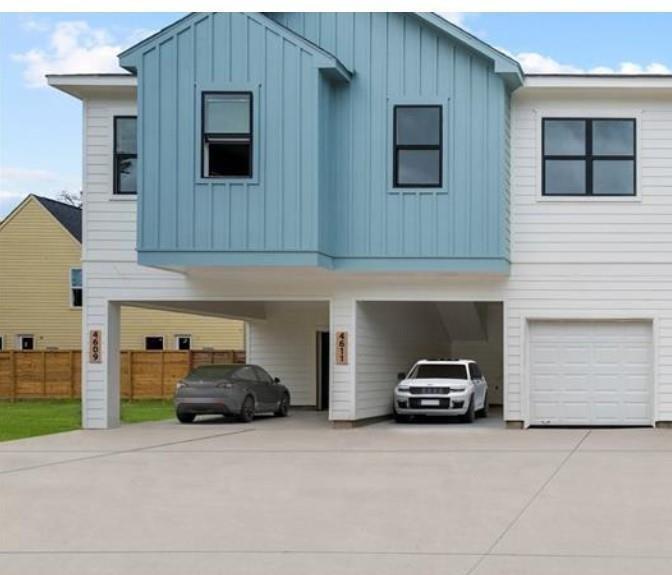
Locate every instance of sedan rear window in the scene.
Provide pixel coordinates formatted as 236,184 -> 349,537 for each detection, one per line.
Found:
185,365 -> 239,381
409,364 -> 468,380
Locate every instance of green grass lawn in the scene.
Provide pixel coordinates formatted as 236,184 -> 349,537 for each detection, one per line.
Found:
0,399 -> 174,442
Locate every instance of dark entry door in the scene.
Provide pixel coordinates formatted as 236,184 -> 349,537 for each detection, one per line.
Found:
318,331 -> 330,410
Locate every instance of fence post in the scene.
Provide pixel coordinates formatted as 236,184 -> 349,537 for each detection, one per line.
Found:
41,351 -> 47,396
10,351 -> 16,402
69,350 -> 75,398
128,351 -> 134,402
160,351 -> 165,399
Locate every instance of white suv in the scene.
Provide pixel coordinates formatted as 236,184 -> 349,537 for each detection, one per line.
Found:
393,359 -> 489,423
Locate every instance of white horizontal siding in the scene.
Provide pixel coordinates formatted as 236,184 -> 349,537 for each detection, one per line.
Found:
247,302 -> 329,407
511,91 -> 672,264
83,97 -> 138,264
506,89 -> 672,424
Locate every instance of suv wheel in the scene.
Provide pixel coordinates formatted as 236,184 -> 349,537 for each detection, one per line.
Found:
476,393 -> 489,419
462,396 -> 476,424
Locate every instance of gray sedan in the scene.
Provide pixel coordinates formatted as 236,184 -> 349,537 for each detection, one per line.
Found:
174,364 -> 290,423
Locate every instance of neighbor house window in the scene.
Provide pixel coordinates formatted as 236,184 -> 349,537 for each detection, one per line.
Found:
70,268 -> 83,308
145,336 -> 164,351
18,335 -> 34,350
393,105 -> 442,188
114,116 -> 137,194
0,336 -> 3,351
176,335 -> 191,351
543,118 -> 636,196
202,92 -> 253,178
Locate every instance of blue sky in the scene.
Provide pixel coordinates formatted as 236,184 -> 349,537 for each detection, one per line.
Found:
1,12 -> 671,217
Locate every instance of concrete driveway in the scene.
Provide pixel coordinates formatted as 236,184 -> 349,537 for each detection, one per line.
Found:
1,411 -> 672,575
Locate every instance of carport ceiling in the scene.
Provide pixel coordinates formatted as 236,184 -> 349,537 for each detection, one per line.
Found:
122,300 -> 269,321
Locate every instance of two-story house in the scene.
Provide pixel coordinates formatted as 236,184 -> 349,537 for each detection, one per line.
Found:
48,12 -> 672,429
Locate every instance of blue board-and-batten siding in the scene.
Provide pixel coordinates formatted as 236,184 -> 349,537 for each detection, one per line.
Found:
125,12 -> 512,272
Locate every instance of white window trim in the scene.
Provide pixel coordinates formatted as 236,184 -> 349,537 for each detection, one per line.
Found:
70,267 -> 83,309
144,335 -> 164,351
17,334 -> 35,350
534,107 -> 643,203
175,334 -> 192,351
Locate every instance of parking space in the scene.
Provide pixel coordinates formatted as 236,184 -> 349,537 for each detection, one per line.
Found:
2,411 -> 671,574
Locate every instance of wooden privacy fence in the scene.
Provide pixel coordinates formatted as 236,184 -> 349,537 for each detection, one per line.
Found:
0,350 -> 245,400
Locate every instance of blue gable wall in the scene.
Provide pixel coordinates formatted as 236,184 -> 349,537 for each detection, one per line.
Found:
124,12 -> 513,272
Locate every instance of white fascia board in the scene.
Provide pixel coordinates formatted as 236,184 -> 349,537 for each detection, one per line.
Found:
47,74 -> 137,100
525,75 -> 672,90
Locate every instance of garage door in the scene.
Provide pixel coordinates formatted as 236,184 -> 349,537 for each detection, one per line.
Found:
529,320 -> 652,426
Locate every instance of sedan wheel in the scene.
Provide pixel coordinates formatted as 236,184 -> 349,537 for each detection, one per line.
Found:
239,396 -> 256,423
275,393 -> 290,417
176,411 -> 195,424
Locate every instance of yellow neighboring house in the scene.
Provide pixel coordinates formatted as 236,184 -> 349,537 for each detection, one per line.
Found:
0,195 -> 244,352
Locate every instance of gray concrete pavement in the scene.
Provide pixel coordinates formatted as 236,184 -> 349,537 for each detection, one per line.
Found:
1,410 -> 671,574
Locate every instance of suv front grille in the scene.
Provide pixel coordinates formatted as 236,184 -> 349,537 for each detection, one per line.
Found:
409,398 -> 452,409
409,387 -> 451,395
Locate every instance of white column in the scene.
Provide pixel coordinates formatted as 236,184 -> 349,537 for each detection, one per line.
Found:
330,295 -> 356,421
82,299 -> 121,429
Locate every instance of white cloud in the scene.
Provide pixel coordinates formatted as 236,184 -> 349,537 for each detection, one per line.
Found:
12,20 -> 148,88
0,166 -> 59,183
504,49 -> 671,75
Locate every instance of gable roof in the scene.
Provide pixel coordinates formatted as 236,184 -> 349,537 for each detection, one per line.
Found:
118,12 -> 352,82
33,196 -> 82,243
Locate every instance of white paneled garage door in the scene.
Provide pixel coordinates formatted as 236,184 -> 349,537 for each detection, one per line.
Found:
528,320 -> 652,426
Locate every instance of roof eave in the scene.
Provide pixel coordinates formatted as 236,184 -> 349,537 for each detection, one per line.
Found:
47,74 -> 137,99
417,13 -> 524,89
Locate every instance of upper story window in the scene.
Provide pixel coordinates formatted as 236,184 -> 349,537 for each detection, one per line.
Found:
70,268 -> 82,308
114,116 -> 137,194
18,334 -> 34,350
393,105 -> 442,188
176,335 -> 191,351
543,118 -> 636,196
202,92 -> 253,178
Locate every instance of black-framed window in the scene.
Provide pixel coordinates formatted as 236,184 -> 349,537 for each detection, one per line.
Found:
114,116 -> 137,194
145,336 -> 164,351
393,105 -> 442,188
202,92 -> 253,178
542,118 -> 636,196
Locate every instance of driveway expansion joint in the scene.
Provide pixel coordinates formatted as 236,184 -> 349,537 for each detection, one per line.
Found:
465,429 -> 592,575
0,428 -> 255,476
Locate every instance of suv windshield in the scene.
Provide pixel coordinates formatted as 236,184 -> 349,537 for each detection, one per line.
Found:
409,364 -> 468,380
184,365 -> 239,381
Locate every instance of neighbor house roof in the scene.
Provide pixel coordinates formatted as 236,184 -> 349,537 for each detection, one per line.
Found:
33,196 -> 82,243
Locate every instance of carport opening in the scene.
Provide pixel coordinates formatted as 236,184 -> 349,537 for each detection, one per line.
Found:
118,300 -> 331,418
355,301 -> 503,422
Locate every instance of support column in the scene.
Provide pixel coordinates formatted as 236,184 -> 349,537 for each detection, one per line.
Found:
82,299 -> 121,429
329,295 -> 356,423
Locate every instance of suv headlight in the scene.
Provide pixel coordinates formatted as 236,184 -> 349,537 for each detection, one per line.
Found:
397,386 -> 410,393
